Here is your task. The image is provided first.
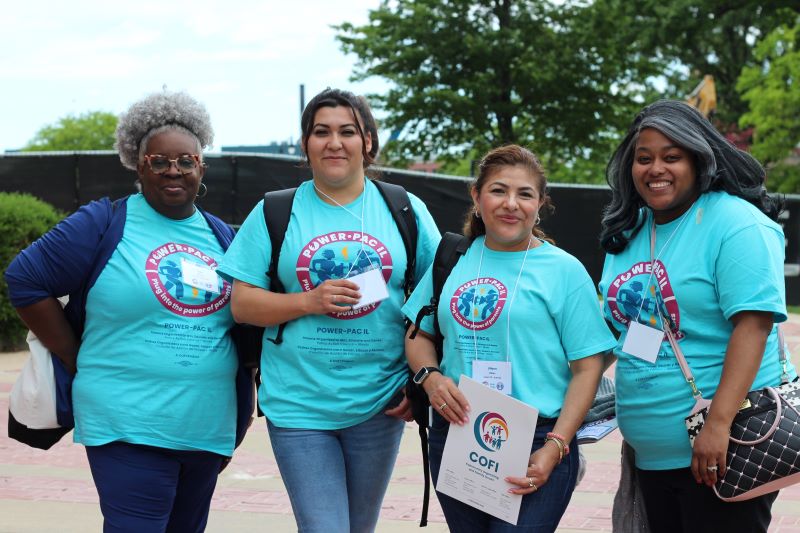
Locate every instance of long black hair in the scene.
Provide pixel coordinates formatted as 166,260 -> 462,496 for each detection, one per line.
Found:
600,100 -> 782,254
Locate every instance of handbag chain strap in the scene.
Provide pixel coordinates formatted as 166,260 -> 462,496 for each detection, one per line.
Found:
648,223 -> 704,401
648,222 -> 788,401
778,327 -> 789,385
662,310 -> 787,400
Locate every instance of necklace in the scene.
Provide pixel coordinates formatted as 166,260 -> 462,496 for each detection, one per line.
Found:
634,203 -> 696,322
313,183 -> 364,222
313,181 -> 376,275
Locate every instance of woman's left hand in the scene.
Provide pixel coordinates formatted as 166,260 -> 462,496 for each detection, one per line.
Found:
689,311 -> 774,487
384,388 -> 414,422
691,418 -> 729,486
505,441 -> 561,495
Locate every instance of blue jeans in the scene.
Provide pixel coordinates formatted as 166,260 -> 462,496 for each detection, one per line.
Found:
428,412 -> 579,532
267,411 -> 405,533
85,441 -> 224,533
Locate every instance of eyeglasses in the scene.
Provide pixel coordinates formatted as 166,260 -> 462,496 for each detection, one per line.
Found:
143,154 -> 203,175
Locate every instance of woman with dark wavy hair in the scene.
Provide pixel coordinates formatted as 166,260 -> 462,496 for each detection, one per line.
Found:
599,100 -> 795,533
403,144 -> 615,532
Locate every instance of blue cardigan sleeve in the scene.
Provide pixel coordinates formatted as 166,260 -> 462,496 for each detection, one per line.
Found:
5,198 -> 114,308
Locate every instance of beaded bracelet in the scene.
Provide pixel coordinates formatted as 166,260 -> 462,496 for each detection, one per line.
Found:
546,432 -> 570,456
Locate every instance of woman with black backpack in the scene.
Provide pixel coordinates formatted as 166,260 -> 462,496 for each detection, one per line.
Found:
403,144 -> 615,532
217,88 -> 441,532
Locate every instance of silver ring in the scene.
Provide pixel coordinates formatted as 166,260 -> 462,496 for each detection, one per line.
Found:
440,402 -> 448,410
332,294 -> 337,303
528,477 -> 534,487
707,465 -> 718,472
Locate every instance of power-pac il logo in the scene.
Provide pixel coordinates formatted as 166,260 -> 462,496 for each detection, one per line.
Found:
450,278 -> 507,330
145,242 -> 230,317
606,260 -> 683,339
296,231 -> 394,320
473,411 -> 509,452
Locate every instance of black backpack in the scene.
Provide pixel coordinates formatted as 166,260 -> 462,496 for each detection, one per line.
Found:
406,231 -> 470,526
235,180 -> 419,371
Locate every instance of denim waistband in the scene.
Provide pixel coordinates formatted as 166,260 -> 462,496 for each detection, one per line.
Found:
536,416 -> 558,427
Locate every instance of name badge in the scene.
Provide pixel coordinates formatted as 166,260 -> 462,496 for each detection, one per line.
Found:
471,360 -> 512,395
180,259 -> 219,294
621,321 -> 663,363
347,267 -> 389,310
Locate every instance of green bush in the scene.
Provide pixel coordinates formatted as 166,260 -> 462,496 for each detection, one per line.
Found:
0,193 -> 64,351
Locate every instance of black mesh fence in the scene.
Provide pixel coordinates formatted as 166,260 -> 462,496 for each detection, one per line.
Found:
2,151 -> 798,304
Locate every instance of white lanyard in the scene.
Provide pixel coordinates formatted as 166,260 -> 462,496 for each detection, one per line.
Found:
635,204 -> 696,322
471,235 -> 534,362
313,181 -> 377,275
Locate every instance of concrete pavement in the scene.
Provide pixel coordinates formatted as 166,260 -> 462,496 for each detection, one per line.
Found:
1,314 -> 799,532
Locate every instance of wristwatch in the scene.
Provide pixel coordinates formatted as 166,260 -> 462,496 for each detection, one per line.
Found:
413,366 -> 442,385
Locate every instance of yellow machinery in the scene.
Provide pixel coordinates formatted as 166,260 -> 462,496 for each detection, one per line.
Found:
686,74 -> 717,118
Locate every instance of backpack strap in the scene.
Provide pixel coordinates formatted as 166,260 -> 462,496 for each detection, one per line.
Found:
262,182 -> 418,341
409,232 -> 471,361
406,231 -> 469,527
262,187 -> 298,345
418,424 -> 431,527
372,180 -> 418,298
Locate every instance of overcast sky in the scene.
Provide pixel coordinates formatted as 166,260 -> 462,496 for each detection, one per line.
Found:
0,0 -> 387,152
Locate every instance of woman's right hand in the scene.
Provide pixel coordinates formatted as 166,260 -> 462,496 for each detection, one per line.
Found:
423,373 -> 470,425
16,298 -> 79,375
304,279 -> 361,315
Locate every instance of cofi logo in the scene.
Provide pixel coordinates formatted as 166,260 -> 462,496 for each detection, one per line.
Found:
473,411 -> 509,452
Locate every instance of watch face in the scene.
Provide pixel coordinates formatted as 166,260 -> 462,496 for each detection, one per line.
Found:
413,367 -> 428,385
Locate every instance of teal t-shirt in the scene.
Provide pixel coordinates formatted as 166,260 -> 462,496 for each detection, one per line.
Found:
599,191 -> 795,470
217,180 -> 441,429
73,194 -> 238,456
402,237 -> 617,418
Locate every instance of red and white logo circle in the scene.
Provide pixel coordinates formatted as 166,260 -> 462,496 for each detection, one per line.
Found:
295,231 -> 394,320
449,277 -> 507,330
144,242 -> 231,317
606,260 -> 683,338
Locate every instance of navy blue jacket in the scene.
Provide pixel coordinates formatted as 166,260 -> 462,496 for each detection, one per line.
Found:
5,196 -> 254,450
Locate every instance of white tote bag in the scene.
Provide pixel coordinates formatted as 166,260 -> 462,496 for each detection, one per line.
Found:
9,331 -> 60,429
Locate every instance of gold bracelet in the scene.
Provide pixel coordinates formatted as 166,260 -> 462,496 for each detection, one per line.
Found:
544,437 -> 565,462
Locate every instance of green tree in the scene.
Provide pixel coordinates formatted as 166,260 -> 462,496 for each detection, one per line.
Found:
336,0 -> 657,168
737,17 -> 800,193
23,111 -> 117,151
0,193 -> 64,350
591,0 -> 797,125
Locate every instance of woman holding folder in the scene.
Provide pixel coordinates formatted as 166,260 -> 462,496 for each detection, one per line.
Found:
403,144 -> 616,531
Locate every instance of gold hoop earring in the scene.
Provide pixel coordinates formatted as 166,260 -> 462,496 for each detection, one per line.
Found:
196,182 -> 208,199
535,214 -> 541,225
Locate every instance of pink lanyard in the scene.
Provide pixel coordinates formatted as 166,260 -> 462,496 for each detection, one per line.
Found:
649,221 -> 790,400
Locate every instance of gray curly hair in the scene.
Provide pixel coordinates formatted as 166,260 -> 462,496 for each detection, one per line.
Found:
115,91 -> 214,170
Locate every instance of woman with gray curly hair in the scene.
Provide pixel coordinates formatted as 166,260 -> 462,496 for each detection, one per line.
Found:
5,90 -> 253,532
